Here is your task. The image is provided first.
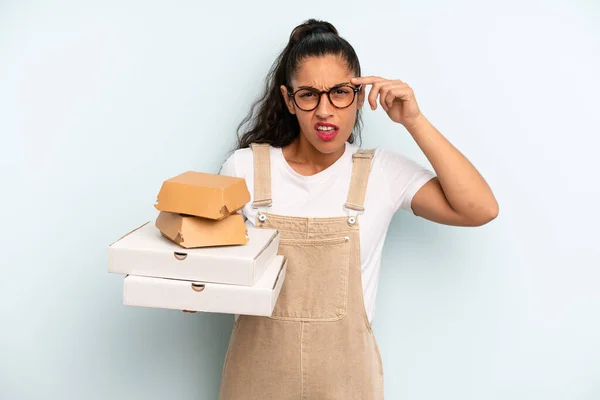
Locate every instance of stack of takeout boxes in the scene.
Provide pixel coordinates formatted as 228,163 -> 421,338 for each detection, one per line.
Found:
108,171 -> 287,316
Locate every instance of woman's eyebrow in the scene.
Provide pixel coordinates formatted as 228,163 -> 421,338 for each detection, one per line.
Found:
297,82 -> 351,90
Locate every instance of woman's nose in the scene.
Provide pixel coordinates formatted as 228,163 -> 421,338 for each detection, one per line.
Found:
315,92 -> 334,118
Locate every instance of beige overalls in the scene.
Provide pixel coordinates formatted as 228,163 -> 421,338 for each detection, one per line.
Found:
219,143 -> 384,400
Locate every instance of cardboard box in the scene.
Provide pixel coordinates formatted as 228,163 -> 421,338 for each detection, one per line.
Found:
109,222 -> 279,286
154,171 -> 250,220
155,211 -> 248,248
123,255 -> 288,316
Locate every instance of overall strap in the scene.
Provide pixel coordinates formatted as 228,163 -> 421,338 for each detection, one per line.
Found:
344,149 -> 376,212
249,143 -> 272,208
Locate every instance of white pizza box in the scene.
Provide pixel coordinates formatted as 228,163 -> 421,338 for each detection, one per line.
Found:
123,255 -> 288,316
109,221 -> 280,286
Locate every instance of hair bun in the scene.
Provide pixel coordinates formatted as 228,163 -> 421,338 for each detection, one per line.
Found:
290,19 -> 339,44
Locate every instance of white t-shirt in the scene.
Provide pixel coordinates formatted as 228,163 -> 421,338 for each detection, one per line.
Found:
219,142 -> 436,322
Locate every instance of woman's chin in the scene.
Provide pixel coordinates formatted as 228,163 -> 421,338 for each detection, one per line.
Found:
303,132 -> 349,154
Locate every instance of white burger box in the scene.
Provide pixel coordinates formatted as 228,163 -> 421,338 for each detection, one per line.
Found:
123,255 -> 287,316
109,221 -> 280,286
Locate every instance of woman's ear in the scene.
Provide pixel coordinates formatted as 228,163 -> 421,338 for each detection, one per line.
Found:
280,85 -> 295,114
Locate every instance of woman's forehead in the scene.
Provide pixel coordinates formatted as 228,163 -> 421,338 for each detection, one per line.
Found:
292,55 -> 353,89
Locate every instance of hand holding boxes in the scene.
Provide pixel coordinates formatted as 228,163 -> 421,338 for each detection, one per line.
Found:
108,171 -> 286,316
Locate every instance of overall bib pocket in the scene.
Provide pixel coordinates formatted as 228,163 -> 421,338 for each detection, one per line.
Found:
270,236 -> 350,321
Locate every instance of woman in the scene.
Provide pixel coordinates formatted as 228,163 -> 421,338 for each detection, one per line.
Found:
217,19 -> 498,400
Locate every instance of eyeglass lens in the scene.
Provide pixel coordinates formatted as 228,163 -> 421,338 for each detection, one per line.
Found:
293,86 -> 356,110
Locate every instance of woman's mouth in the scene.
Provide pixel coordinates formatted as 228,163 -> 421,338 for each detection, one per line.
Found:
314,122 -> 339,141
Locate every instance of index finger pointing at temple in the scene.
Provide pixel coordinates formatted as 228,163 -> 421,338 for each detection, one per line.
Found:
351,76 -> 386,85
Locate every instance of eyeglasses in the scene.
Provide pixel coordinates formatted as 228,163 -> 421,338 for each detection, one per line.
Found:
287,84 -> 362,112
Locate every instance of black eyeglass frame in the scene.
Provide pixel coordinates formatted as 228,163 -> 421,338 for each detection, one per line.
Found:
287,84 -> 363,111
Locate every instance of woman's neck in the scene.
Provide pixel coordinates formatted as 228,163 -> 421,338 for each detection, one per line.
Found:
281,135 -> 346,177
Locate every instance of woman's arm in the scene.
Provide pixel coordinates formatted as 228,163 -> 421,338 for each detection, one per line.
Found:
406,115 -> 498,227
351,75 -> 499,227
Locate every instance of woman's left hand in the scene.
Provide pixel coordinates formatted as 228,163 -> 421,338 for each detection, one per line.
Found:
351,76 -> 423,128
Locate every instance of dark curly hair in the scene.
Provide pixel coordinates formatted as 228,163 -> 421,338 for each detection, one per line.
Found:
235,19 -> 363,150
